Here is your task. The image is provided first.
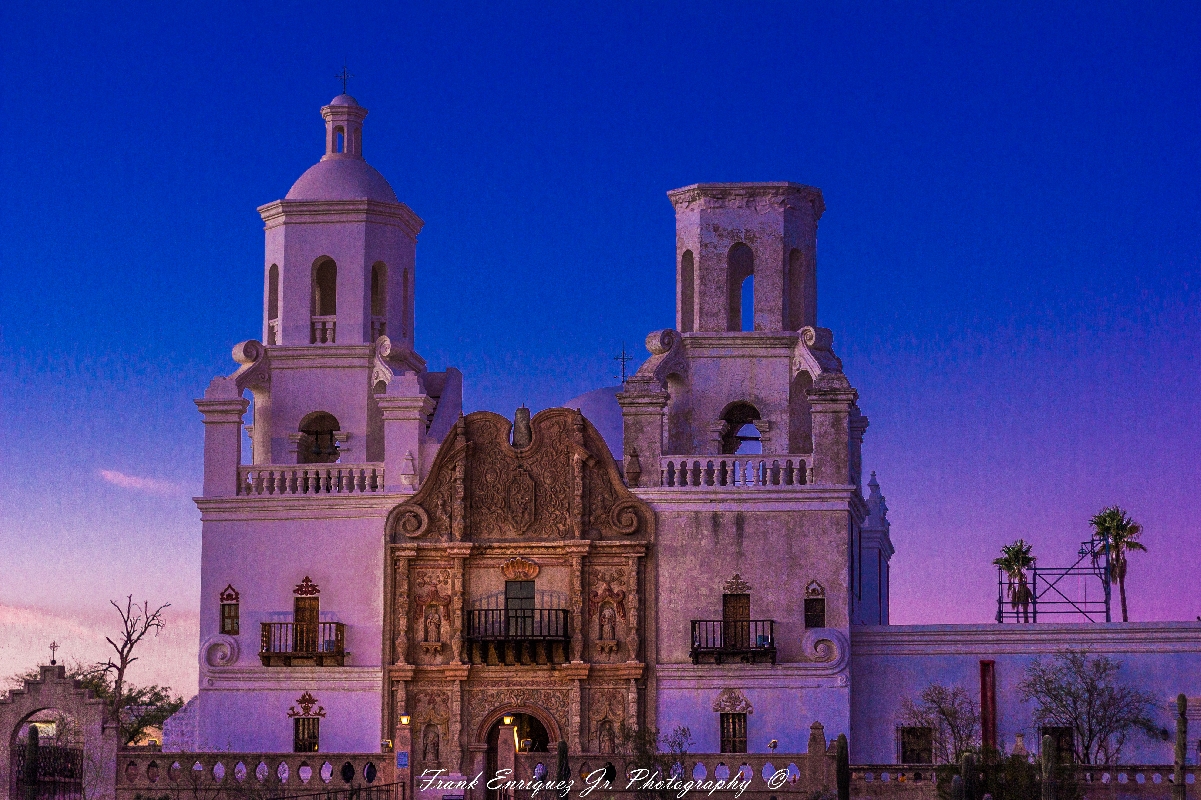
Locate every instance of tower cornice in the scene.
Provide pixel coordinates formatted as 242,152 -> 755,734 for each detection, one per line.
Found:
667,181 -> 825,219
257,199 -> 424,237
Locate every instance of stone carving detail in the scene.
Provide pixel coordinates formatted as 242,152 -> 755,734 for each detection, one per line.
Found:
589,569 -> 627,660
414,570 -> 452,662
372,336 -> 395,390
287,692 -> 326,718
805,580 -> 825,597
589,688 -> 627,751
500,557 -> 539,581
467,686 -> 570,743
412,688 -> 451,766
724,574 -> 751,594
712,688 -> 753,715
219,584 -> 239,603
801,628 -> 849,671
294,576 -> 320,596
387,410 -> 653,542
202,635 -> 239,668
393,555 -> 411,664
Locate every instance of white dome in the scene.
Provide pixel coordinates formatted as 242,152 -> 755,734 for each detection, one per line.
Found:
563,386 -> 623,457
286,157 -> 398,203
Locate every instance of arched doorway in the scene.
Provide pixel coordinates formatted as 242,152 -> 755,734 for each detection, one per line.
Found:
485,713 -> 549,800
10,710 -> 85,800
0,666 -> 115,800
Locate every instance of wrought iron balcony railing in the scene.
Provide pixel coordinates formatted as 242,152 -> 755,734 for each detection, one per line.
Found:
463,608 -> 570,666
260,622 -> 346,667
690,619 -> 777,664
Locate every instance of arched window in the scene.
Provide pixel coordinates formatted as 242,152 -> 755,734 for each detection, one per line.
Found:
267,264 -> 280,345
334,126 -> 345,154
727,243 -> 754,331
219,584 -> 240,635
297,412 -> 340,464
311,259 -> 337,343
679,250 -> 695,333
719,402 -> 761,455
371,262 -> 387,340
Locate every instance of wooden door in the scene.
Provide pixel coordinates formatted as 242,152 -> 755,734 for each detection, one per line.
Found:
294,596 -> 320,653
722,593 -> 750,649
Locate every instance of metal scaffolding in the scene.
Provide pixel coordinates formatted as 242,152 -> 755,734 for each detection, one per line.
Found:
996,536 -> 1112,623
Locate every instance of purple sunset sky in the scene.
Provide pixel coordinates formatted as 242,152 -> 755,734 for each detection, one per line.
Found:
1,3 -> 1199,694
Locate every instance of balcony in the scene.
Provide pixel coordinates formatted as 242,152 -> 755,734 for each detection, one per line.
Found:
237,464 -> 385,496
690,620 -> 776,664
463,608 -> 570,666
660,456 -> 814,488
311,315 -> 336,344
260,622 -> 346,666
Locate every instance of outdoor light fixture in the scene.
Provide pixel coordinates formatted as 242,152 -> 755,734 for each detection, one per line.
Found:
503,715 -> 515,725
399,715 -> 411,726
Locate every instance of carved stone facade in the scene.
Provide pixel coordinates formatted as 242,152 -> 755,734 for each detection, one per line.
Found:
384,408 -> 653,774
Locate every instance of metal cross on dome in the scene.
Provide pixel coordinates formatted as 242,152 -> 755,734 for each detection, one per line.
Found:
335,65 -> 353,94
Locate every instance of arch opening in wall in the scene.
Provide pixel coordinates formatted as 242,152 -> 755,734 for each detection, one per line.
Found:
719,401 -> 761,455
727,243 -> 754,332
311,258 -> 337,343
267,264 -> 280,344
679,250 -> 695,333
334,126 -> 345,154
370,262 -> 387,340
788,370 -> 813,454
297,412 -> 340,464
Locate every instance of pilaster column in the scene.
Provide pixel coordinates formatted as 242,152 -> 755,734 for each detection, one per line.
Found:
448,546 -> 471,664
569,681 -> 582,753
616,383 -> 669,487
393,549 -> 416,664
449,679 -> 463,774
625,554 -> 640,663
848,411 -> 869,491
808,375 -> 858,485
378,373 -> 435,492
195,379 -> 249,498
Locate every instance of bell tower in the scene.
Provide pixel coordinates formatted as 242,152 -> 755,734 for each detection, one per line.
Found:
260,93 -> 419,352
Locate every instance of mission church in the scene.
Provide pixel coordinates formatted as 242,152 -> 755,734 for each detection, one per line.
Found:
177,92 -> 1201,789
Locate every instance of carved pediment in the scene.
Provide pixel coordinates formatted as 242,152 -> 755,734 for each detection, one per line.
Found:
387,408 -> 653,542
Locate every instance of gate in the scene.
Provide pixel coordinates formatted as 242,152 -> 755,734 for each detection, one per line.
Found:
10,743 -> 84,800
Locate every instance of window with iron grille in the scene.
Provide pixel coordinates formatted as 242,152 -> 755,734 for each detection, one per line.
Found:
719,713 -> 747,754
220,602 -> 239,635
898,726 -> 933,764
804,597 -> 826,628
293,717 -> 320,753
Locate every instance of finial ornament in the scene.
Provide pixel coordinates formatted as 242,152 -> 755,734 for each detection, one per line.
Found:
49,641 -> 59,665
336,65 -> 353,95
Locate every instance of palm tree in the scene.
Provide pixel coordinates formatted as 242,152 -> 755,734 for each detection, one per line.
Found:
993,539 -> 1036,622
1090,506 -> 1147,622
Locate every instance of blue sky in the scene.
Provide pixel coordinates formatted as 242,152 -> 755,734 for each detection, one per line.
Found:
1,2 -> 1199,689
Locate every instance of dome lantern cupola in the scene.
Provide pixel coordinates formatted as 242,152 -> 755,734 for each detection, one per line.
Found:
322,94 -> 367,159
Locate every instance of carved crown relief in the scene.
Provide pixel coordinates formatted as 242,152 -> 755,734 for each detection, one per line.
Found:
388,409 -> 654,543
712,688 -> 753,715
501,557 -> 540,581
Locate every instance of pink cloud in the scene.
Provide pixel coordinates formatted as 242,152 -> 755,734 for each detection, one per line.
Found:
98,469 -> 181,495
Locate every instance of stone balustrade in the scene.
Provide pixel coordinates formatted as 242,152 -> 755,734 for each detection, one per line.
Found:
850,763 -> 1200,799
116,751 -> 394,800
237,463 -> 386,495
512,751 -> 832,796
659,455 -> 814,488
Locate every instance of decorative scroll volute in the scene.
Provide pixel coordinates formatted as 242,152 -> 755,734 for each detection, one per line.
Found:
386,409 -> 653,543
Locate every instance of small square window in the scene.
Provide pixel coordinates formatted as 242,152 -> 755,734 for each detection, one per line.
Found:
720,713 -> 747,754
898,726 -> 933,764
220,602 -> 239,635
804,597 -> 826,628
294,717 -> 320,753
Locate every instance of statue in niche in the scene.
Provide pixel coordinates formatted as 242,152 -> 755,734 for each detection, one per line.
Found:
598,720 -> 615,754
422,724 -> 440,763
599,603 -> 618,641
424,604 -> 442,643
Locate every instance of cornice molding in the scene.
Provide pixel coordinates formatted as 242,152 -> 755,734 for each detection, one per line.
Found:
258,199 -> 424,237
200,666 -> 383,690
851,623 -> 1201,656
